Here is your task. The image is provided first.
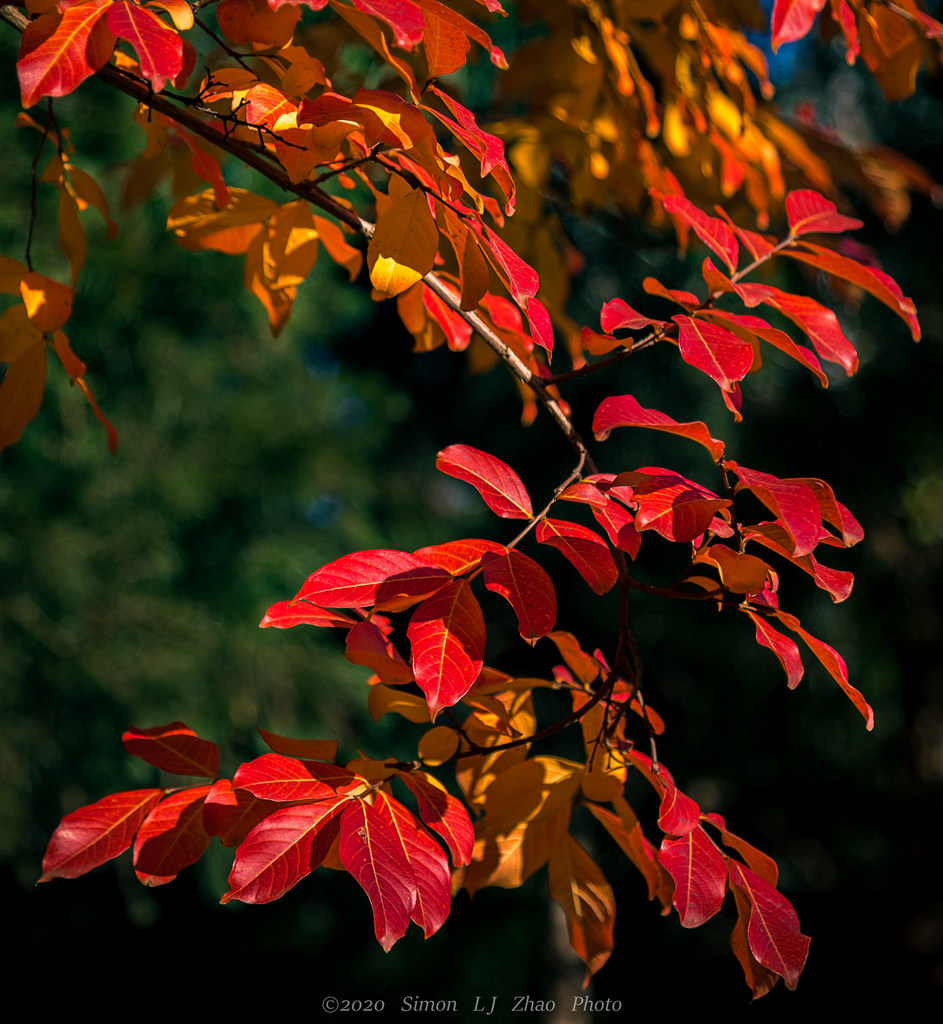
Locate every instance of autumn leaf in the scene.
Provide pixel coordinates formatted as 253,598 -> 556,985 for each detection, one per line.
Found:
107,1 -> 183,93
133,785 -> 212,885
338,800 -> 416,951
40,789 -> 163,882
373,791 -> 451,939
223,796 -> 352,904
658,827 -> 728,928
728,861 -> 810,989
295,549 -> 450,610
535,518 -> 618,595
771,0 -> 827,51
122,722 -> 220,778
408,579 -> 486,718
436,444 -> 533,519
481,548 -> 556,642
548,835 -> 616,982
593,393 -> 725,462
17,2 -> 116,107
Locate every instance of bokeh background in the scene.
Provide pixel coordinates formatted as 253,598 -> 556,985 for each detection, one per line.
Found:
2,11 -> 942,1018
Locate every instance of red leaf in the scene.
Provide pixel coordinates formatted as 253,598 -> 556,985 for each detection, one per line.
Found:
40,790 -> 162,881
339,800 -> 416,951
413,537 -> 506,575
345,620 -> 414,685
600,298 -> 664,334
122,722 -> 219,778
259,599 -> 357,629
397,770 -> 474,866
745,523 -> 854,602
352,0 -> 423,49
674,316 -> 755,393
771,0 -> 827,50
659,194 -> 739,273
295,549 -> 450,610
658,827 -> 728,928
427,85 -> 515,213
257,730 -> 339,762
775,612 -> 874,729
525,296 -> 554,355
436,444 -> 532,519
643,276 -> 699,311
656,772 -> 701,836
728,861 -> 810,989
735,284 -> 859,375
535,518 -> 618,595
785,190 -> 863,236
17,2 -> 116,107
133,785 -> 212,884
744,610 -> 804,689
203,779 -> 279,848
593,394 -> 725,462
408,580 -> 485,718
481,548 -> 556,642
223,796 -> 350,904
697,310 -> 828,388
782,242 -> 920,341
106,1 -> 183,93
619,468 -> 730,545
591,498 -> 641,559
801,477 -> 863,547
233,753 -> 362,802
727,463 -> 823,557
374,792 -> 451,938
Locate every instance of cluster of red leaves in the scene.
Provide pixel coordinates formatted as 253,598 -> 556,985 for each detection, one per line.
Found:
41,722 -> 474,951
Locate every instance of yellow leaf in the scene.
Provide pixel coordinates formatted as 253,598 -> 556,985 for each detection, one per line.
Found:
417,725 -> 460,766
368,187 -> 439,298
167,189 -> 277,254
368,684 -> 431,724
463,756 -> 583,893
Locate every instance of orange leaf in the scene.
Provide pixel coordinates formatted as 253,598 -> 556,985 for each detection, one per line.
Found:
19,273 -> 73,332
0,318 -> 47,452
548,835 -> 615,982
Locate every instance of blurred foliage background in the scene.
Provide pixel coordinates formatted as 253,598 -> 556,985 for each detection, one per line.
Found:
2,13 -> 942,1017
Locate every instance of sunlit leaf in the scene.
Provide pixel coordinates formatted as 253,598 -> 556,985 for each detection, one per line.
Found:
481,548 -> 556,642
408,580 -> 486,718
436,444 -> 532,519
122,722 -> 219,778
296,549 -> 450,610
658,827 -> 727,928
338,799 -> 416,951
133,785 -> 212,884
593,393 -> 725,461
728,861 -> 810,989
535,518 -> 618,595
548,835 -> 615,982
40,790 -> 162,881
17,2 -> 116,107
